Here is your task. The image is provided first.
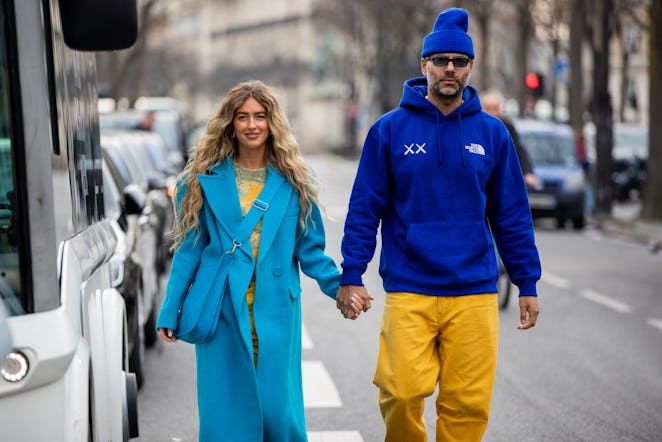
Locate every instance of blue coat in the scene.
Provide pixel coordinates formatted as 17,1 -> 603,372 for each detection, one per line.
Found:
156,159 -> 341,441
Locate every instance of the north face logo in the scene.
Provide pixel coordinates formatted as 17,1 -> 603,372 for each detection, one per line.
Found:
465,143 -> 485,155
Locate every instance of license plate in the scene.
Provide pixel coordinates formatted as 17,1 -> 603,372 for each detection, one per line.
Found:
528,194 -> 556,209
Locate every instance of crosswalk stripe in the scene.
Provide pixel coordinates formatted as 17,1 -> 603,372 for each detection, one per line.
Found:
302,360 -> 342,408
302,323 -> 314,350
307,431 -> 364,442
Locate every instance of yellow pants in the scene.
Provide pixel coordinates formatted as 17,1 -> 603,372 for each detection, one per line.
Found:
373,292 -> 499,442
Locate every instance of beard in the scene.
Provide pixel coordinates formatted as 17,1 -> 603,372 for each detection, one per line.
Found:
428,72 -> 470,100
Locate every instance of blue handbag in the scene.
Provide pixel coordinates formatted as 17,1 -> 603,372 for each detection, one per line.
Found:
175,177 -> 283,344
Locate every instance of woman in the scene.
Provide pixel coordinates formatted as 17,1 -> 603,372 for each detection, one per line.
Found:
156,81 -> 350,441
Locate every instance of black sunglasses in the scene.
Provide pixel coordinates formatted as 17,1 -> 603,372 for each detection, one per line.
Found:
425,56 -> 471,68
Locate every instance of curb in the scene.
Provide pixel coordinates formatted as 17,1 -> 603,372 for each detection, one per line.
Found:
597,219 -> 662,253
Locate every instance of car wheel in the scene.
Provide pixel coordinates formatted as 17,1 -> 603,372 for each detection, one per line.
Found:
497,267 -> 512,310
556,217 -> 567,229
144,294 -> 158,348
572,216 -> 585,230
128,287 -> 145,389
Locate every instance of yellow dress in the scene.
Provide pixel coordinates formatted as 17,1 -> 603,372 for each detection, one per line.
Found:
233,162 -> 266,365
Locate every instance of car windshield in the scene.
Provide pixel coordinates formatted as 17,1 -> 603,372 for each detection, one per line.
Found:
520,133 -> 578,167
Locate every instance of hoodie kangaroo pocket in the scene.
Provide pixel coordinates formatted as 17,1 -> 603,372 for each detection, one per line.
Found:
404,221 -> 491,285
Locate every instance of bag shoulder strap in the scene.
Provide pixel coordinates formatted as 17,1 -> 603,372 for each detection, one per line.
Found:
232,173 -> 285,247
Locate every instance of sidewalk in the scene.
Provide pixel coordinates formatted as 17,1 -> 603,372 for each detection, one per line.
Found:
593,201 -> 662,252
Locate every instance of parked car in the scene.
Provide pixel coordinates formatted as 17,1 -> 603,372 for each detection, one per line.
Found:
514,119 -> 586,229
102,159 -> 154,388
100,107 -> 190,170
102,130 -> 174,266
101,131 -> 163,348
117,130 -> 176,268
584,122 -> 648,202
611,123 -> 648,201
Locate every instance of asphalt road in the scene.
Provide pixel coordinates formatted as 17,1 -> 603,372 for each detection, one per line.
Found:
135,154 -> 662,442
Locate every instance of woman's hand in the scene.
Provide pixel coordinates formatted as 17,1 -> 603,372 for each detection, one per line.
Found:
336,285 -> 374,320
158,328 -> 179,342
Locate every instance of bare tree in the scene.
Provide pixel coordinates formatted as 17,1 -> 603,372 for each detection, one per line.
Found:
457,0 -> 493,91
512,0 -> 534,117
641,0 -> 662,219
530,0 -> 573,120
316,0 -> 448,116
95,0 -> 164,102
591,0 -> 615,217
611,0 -> 648,123
569,0 -> 587,137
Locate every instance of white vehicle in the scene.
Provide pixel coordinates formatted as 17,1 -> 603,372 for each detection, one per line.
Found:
0,0 -> 139,440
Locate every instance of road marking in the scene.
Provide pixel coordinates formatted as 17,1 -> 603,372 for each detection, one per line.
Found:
303,360 -> 342,407
302,323 -> 314,350
307,431 -> 364,442
580,289 -> 633,314
646,318 -> 662,331
541,272 -> 571,289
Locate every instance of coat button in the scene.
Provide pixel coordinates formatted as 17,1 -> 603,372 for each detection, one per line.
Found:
272,266 -> 282,276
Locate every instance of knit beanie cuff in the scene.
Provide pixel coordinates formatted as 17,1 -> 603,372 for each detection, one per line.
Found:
421,31 -> 474,59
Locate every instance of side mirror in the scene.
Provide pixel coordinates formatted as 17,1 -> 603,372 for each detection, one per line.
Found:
59,0 -> 138,50
123,184 -> 146,216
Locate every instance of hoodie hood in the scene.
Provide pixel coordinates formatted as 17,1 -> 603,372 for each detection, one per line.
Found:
400,76 -> 482,118
399,76 -> 482,167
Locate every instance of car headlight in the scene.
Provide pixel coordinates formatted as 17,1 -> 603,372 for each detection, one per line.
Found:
563,170 -> 585,191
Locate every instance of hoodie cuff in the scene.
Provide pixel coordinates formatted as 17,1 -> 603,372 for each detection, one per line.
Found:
340,268 -> 364,286
516,279 -> 538,297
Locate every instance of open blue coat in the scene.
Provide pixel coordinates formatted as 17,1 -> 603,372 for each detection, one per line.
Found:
156,159 -> 341,441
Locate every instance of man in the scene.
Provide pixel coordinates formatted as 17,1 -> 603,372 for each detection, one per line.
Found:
482,90 -> 540,189
336,7 -> 541,442
135,110 -> 156,131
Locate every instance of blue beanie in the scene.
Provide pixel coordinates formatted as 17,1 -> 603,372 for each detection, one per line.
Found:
421,8 -> 474,59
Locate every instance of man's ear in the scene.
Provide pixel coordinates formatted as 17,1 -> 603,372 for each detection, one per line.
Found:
421,59 -> 427,75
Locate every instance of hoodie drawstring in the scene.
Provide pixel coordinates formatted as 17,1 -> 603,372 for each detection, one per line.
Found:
458,113 -> 466,167
435,112 -> 442,168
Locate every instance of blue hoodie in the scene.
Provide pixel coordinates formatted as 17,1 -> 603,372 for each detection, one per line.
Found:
340,77 -> 541,296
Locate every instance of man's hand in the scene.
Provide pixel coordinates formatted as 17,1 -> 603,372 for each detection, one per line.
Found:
336,285 -> 374,320
517,296 -> 539,330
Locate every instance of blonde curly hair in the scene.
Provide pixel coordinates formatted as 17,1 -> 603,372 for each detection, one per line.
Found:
171,80 -> 320,250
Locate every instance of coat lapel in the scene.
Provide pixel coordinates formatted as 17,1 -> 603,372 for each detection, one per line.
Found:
257,167 -> 292,261
198,160 -> 243,240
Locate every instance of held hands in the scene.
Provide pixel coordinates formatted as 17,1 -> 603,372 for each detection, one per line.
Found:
517,296 -> 540,330
336,285 -> 374,320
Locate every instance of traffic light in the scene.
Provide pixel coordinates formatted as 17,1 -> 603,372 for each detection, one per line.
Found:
525,72 -> 544,98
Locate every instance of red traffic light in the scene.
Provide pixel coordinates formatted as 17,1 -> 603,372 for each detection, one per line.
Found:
525,72 -> 540,89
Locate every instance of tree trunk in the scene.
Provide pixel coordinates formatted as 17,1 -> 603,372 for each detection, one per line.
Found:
569,0 -> 586,155
551,38 -> 559,121
592,0 -> 613,217
641,0 -> 662,220
516,1 -> 532,117
477,13 -> 490,91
